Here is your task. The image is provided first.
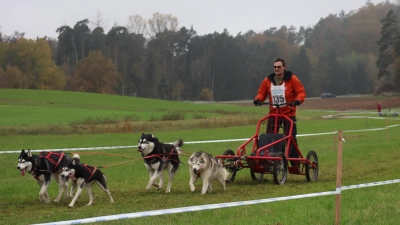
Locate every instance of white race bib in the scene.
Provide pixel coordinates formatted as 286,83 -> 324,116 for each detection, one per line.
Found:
271,82 -> 286,107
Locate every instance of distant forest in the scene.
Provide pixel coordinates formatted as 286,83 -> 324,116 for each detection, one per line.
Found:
1,1 -> 400,101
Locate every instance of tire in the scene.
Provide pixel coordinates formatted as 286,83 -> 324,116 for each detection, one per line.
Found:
250,168 -> 264,181
223,149 -> 237,183
305,150 -> 319,182
273,152 -> 288,185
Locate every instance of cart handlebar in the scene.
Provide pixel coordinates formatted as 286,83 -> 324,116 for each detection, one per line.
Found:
257,102 -> 295,108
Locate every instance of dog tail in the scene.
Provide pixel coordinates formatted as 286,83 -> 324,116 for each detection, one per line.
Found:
173,139 -> 183,155
72,154 -> 81,162
222,168 -> 229,181
218,160 -> 230,181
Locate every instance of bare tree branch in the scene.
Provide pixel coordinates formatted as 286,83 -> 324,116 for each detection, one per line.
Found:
90,9 -> 108,31
147,12 -> 179,37
127,15 -> 147,35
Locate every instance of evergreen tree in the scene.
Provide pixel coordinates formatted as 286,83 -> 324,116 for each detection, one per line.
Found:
290,46 -> 313,96
376,9 -> 398,79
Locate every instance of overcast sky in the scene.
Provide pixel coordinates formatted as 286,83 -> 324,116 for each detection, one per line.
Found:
0,0 -> 386,40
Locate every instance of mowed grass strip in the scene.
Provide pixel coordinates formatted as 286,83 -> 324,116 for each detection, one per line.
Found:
1,89 -> 400,224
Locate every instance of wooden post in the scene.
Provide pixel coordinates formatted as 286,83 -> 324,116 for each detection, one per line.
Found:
386,115 -> 388,141
335,130 -> 343,225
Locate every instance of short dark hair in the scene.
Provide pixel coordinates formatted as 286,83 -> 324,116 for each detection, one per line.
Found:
273,58 -> 286,67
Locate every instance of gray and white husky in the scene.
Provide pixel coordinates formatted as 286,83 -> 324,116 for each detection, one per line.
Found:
60,155 -> 114,207
137,133 -> 183,193
17,149 -> 72,203
188,151 -> 229,194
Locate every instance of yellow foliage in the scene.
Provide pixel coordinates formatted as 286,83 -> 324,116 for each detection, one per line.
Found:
198,88 -> 213,101
173,79 -> 184,101
72,51 -> 122,94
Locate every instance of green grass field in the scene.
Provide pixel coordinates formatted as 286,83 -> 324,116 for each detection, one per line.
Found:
1,89 -> 400,225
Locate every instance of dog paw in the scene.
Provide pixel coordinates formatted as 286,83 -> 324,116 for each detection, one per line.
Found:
190,188 -> 195,192
54,199 -> 59,203
68,204 -> 74,208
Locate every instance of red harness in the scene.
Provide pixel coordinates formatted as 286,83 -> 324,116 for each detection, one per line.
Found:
39,151 -> 64,171
82,164 -> 97,182
69,164 -> 97,183
143,147 -> 176,164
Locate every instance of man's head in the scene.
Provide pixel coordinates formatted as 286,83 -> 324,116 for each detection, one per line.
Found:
273,58 -> 286,78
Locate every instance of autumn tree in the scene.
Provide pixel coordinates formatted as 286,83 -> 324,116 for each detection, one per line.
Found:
127,15 -> 147,35
34,39 -> 66,90
146,13 -> 179,38
4,38 -> 65,89
71,50 -> 121,94
1,65 -> 30,88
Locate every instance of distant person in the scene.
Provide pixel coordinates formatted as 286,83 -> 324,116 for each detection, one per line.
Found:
253,58 -> 306,167
377,103 -> 382,116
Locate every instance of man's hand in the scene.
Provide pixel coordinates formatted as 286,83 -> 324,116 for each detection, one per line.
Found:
294,100 -> 301,106
253,99 -> 261,106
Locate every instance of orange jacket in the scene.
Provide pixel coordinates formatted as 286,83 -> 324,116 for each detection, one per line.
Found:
254,70 -> 306,117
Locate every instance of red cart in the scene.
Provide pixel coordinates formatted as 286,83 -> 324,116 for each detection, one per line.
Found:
215,102 -> 319,184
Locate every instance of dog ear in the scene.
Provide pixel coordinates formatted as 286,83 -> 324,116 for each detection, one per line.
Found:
72,159 -> 76,165
151,134 -> 154,138
27,149 -> 32,158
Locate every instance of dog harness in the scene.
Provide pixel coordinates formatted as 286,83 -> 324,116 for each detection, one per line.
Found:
82,164 -> 97,182
143,147 -> 178,165
39,151 -> 64,172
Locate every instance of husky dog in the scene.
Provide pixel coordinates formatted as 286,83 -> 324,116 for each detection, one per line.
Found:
17,149 -> 72,203
137,133 -> 183,193
60,157 -> 114,207
188,151 -> 229,194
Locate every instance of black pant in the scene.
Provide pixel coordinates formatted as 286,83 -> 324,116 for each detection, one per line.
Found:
266,116 -> 299,162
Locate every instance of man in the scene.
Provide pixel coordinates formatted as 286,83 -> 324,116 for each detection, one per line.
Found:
253,58 -> 306,166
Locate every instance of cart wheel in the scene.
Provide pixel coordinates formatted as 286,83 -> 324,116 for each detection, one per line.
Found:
273,152 -> 287,185
223,149 -> 237,183
305,150 -> 318,182
250,168 -> 264,181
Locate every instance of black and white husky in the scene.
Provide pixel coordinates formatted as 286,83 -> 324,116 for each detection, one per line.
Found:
137,133 -> 183,193
17,149 -> 72,203
60,156 -> 114,207
188,151 -> 229,194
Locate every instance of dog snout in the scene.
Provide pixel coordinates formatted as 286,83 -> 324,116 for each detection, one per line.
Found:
193,168 -> 198,173
17,166 -> 20,170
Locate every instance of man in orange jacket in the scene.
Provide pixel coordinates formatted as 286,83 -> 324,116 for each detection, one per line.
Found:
253,58 -> 306,166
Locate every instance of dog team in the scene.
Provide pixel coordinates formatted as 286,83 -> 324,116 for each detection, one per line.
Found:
16,133 -> 229,207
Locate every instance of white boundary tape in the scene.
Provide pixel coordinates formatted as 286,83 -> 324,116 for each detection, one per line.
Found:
2,123 -> 400,154
32,179 -> 400,225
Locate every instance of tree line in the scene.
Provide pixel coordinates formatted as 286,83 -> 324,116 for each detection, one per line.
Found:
0,1 -> 399,101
